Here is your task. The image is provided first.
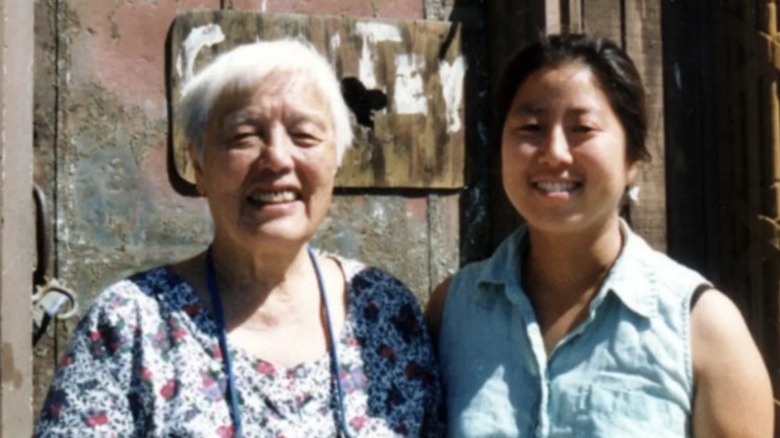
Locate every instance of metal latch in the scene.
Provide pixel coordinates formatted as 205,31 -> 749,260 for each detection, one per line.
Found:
32,279 -> 78,345
33,185 -> 79,345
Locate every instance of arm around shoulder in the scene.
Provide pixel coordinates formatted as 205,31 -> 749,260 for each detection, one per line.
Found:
691,289 -> 774,437
425,276 -> 452,353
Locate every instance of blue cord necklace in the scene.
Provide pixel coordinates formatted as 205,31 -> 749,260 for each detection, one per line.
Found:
205,246 -> 350,438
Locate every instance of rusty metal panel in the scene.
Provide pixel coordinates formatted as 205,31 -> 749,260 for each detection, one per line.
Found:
168,10 -> 466,189
33,0 -> 460,421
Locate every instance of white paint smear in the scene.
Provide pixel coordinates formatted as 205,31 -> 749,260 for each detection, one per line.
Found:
393,54 -> 427,115
439,56 -> 466,133
354,22 -> 402,89
176,24 -> 226,89
329,33 -> 341,62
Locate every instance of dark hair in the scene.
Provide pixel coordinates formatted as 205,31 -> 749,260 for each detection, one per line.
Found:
495,33 -> 650,163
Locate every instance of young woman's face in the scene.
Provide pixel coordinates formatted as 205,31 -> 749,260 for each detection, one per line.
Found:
501,61 -> 638,236
192,73 -> 338,251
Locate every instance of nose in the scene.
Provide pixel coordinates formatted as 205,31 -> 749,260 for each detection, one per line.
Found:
258,127 -> 294,171
538,126 -> 572,166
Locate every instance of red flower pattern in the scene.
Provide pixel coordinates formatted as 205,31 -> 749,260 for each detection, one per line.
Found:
84,412 -> 108,427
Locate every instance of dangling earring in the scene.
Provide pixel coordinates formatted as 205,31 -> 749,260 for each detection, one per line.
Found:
626,185 -> 640,204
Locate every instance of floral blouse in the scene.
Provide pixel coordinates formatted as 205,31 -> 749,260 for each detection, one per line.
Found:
36,256 -> 442,437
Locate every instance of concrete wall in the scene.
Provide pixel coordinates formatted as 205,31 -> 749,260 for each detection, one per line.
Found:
32,0 -> 476,415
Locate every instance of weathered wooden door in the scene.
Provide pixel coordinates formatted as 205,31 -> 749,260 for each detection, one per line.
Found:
665,0 -> 780,419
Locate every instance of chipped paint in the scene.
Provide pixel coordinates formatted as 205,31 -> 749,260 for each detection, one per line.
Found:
329,33 -> 341,59
369,199 -> 388,223
439,56 -> 466,133
1,343 -> 23,389
176,24 -> 226,89
354,22 -> 402,89
393,53 -> 427,114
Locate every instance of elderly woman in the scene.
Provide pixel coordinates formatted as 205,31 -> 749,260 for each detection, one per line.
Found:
36,40 -> 441,437
427,34 -> 773,437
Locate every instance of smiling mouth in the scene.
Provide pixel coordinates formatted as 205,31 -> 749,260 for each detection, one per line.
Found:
532,181 -> 581,193
246,190 -> 300,205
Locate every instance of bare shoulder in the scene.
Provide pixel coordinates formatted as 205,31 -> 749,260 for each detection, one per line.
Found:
424,276 -> 454,350
691,289 -> 774,437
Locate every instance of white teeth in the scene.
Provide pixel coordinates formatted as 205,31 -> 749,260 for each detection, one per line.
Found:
248,191 -> 297,203
535,181 -> 577,192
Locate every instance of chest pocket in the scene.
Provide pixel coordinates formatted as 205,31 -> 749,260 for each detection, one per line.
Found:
550,383 -> 689,438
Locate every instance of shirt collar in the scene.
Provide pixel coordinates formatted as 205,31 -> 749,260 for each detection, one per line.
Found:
475,226 -> 528,306
599,219 -> 658,318
476,219 -> 658,318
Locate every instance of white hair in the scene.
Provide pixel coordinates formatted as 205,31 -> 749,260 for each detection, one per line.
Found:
178,39 -> 353,165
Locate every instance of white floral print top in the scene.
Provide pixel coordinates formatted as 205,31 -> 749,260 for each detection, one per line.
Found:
36,257 -> 442,437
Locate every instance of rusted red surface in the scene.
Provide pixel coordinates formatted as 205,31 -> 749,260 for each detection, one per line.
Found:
33,0 -> 456,421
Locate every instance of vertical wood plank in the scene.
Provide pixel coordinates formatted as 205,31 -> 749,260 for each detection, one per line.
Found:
565,0 -> 583,32
0,0 -> 34,434
743,0 -> 764,349
486,0 -> 545,249
581,0 -> 621,44
624,0 -> 666,250
545,0 -> 561,33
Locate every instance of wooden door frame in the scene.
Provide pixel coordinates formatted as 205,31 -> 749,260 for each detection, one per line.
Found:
0,0 -> 34,434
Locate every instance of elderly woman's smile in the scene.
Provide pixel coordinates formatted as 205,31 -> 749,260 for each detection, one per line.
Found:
247,190 -> 300,205
194,76 -> 338,247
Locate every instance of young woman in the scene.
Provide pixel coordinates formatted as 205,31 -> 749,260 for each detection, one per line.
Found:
427,34 -> 773,437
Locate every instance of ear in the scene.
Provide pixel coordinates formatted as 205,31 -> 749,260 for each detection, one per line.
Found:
626,160 -> 639,186
187,142 -> 206,196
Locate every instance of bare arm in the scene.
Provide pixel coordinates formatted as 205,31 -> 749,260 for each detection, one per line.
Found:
424,276 -> 452,353
691,289 -> 774,437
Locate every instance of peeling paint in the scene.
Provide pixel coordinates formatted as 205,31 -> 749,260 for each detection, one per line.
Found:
369,199 -> 387,224
2,342 -> 23,389
354,22 -> 402,89
393,53 -> 427,114
439,56 -> 466,133
329,33 -> 341,59
176,24 -> 226,89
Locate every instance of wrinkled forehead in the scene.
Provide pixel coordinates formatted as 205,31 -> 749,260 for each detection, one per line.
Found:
209,68 -> 330,123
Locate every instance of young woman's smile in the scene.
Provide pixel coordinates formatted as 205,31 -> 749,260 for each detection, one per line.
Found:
501,61 -> 637,235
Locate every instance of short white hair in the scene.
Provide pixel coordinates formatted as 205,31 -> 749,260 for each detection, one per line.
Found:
178,39 -> 353,165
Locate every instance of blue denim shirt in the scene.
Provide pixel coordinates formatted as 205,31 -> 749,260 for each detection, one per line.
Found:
439,223 -> 707,437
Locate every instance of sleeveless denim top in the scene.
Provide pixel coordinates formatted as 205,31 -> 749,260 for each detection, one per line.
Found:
439,223 -> 708,437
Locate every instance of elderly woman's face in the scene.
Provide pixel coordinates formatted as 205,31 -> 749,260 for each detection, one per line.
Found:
193,73 -> 338,249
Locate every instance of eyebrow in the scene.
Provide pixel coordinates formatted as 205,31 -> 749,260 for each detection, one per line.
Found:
221,110 -> 261,128
509,103 -> 597,117
220,108 -> 330,134
510,103 -> 545,116
286,111 -> 329,130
